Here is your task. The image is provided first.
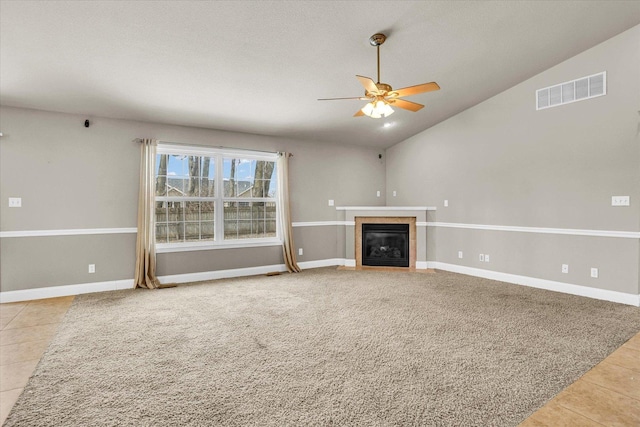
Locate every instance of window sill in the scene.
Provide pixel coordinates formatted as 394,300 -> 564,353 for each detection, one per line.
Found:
156,239 -> 282,253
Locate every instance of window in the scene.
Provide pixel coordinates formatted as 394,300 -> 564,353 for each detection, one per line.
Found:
154,144 -> 279,252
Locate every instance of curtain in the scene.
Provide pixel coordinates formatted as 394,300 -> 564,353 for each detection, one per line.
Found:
277,152 -> 301,273
134,138 -> 161,289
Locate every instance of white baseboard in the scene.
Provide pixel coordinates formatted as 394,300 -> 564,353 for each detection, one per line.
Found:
0,279 -> 135,303
158,264 -> 290,284
298,258 -> 346,269
431,262 -> 640,307
4,260 -> 636,307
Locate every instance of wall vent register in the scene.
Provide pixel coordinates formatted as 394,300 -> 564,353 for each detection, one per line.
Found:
536,71 -> 606,110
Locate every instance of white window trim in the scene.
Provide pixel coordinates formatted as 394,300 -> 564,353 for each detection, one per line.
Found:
155,143 -> 282,252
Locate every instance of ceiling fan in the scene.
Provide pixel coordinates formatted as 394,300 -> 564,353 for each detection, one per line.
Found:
318,33 -> 440,118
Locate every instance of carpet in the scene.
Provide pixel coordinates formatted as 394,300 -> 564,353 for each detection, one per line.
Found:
5,268 -> 640,426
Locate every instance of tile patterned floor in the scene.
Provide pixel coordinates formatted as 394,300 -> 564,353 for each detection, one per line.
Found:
0,296 -> 74,425
1,295 -> 638,426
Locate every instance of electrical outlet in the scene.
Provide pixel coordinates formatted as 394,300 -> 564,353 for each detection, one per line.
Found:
484,254 -> 490,262
376,190 -> 381,197
88,264 -> 96,274
392,191 -> 397,197
591,268 -> 598,278
328,199 -> 334,206
479,254 -> 484,262
611,196 -> 630,206
562,264 -> 569,274
8,197 -> 21,207
444,200 -> 449,207
458,251 -> 463,259
298,248 -> 303,256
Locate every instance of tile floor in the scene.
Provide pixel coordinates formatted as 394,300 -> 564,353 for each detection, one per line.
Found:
1,296 -> 74,425
0,295 -> 639,426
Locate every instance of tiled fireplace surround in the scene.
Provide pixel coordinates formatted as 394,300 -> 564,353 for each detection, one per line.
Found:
337,206 -> 437,270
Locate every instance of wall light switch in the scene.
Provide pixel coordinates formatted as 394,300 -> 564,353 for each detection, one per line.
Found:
611,196 -> 630,206
458,251 -> 463,259
590,268 -> 598,278
328,199 -> 334,206
562,264 -> 569,274
8,197 -> 21,207
444,200 -> 449,207
479,254 -> 484,262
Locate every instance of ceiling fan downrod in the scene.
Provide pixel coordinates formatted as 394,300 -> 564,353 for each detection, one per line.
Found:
369,33 -> 386,84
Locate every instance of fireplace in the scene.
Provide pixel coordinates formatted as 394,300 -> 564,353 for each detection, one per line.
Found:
354,216 -> 417,270
362,223 -> 410,267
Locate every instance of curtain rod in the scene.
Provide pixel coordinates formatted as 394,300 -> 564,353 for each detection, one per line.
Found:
132,138 -> 292,156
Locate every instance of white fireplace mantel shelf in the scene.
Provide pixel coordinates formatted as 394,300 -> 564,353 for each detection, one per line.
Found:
335,206 -> 437,211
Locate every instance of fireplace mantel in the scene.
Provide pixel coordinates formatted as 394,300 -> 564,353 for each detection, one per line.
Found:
336,206 -> 437,211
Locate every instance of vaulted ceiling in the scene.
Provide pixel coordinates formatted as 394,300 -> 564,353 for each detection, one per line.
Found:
1,1 -> 639,148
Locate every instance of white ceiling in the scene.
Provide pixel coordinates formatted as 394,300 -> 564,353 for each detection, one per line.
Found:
1,1 -> 639,149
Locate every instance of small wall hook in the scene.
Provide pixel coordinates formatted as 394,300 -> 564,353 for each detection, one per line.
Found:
84,120 -> 90,128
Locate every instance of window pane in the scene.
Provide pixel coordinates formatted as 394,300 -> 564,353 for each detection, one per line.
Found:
201,221 -> 215,240
224,220 -> 238,240
167,222 -> 183,242
265,220 -> 276,236
168,202 -> 184,222
155,201 -> 167,223
224,201 -> 238,220
185,223 -> 201,241
237,220 -> 252,239
185,201 -> 200,222
155,154 -> 169,196
202,201 -> 215,221
265,202 -> 277,219
156,223 -> 168,243
252,202 -> 265,219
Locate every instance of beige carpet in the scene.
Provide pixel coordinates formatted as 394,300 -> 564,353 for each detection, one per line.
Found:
5,268 -> 640,426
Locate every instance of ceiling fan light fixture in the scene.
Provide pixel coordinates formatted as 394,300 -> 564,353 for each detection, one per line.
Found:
362,99 -> 394,118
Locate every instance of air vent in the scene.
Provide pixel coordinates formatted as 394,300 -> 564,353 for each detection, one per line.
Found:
536,72 -> 606,110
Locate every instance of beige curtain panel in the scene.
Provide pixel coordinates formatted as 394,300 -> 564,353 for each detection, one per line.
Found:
134,138 -> 161,289
277,152 -> 301,273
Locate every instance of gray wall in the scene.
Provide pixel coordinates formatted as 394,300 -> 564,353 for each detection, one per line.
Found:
386,25 -> 640,294
0,107 -> 385,292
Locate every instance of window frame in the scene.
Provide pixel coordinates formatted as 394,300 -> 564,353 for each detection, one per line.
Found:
155,143 -> 281,253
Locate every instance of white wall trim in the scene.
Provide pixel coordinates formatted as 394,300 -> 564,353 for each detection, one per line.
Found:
3,223 -> 637,239
158,264 -> 289,284
431,262 -> 640,307
345,259 -> 356,267
415,261 -> 429,269
292,221 -> 350,227
0,279 -> 135,303
427,222 -> 640,239
336,206 -> 437,211
0,227 -> 137,238
298,258 -> 346,269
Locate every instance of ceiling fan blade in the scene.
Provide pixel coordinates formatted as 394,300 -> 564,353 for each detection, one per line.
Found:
356,75 -> 379,94
391,82 -> 440,98
391,98 -> 424,112
353,109 -> 365,117
318,97 -> 368,101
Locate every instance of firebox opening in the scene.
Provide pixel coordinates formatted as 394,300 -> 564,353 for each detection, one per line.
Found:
362,223 -> 410,267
